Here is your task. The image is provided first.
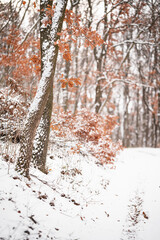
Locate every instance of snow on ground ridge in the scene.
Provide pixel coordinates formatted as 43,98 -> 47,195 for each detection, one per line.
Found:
0,144 -> 160,240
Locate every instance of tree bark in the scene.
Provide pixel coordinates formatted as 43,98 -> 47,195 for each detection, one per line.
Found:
32,90 -> 53,173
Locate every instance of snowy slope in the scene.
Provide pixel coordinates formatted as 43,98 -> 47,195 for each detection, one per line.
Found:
0,144 -> 160,240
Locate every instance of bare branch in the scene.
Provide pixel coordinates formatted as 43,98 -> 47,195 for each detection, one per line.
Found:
15,17 -> 40,51
18,0 -> 31,28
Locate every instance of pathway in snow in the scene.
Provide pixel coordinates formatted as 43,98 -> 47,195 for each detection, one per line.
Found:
82,148 -> 160,240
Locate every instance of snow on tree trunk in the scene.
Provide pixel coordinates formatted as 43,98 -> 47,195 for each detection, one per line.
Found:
16,0 -> 68,178
32,90 -> 53,173
32,0 -> 54,173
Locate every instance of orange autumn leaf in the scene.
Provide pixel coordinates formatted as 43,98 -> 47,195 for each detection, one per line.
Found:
68,81 -> 74,87
74,78 -> 81,86
61,82 -> 67,88
63,52 -> 72,61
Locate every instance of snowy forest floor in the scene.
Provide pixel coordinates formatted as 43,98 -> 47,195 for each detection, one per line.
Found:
0,140 -> 160,240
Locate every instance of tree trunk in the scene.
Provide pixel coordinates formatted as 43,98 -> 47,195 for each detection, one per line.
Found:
94,60 -> 103,113
32,90 -> 53,173
62,60 -> 70,111
16,0 -> 68,178
32,0 -> 53,173
73,24 -> 79,114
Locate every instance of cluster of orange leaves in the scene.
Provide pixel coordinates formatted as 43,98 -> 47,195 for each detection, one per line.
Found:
51,109 -> 123,164
0,26 -> 41,86
41,4 -> 55,26
58,74 -> 81,88
22,1 -> 36,8
54,9 -> 104,61
0,78 -> 29,142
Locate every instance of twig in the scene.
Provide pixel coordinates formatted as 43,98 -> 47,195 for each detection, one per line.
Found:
30,173 -> 61,194
29,215 -> 38,224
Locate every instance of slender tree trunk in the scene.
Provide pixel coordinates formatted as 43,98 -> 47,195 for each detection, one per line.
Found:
122,85 -> 130,147
83,48 -> 89,108
95,60 -> 103,113
16,0 -> 68,178
73,23 -> 79,114
94,0 -> 108,114
62,60 -> 70,111
158,86 -> 160,146
136,88 -> 139,147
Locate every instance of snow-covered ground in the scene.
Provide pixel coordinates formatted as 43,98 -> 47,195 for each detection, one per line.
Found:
0,142 -> 160,240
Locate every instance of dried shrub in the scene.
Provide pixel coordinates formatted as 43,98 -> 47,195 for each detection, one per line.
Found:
51,109 -> 123,164
0,78 -> 29,142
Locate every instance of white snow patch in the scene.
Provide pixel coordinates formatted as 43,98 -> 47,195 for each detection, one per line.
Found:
0,146 -> 160,240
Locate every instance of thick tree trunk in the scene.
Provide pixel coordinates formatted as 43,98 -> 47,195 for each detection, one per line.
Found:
32,0 -> 53,172
32,90 -> 53,173
16,0 -> 68,178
